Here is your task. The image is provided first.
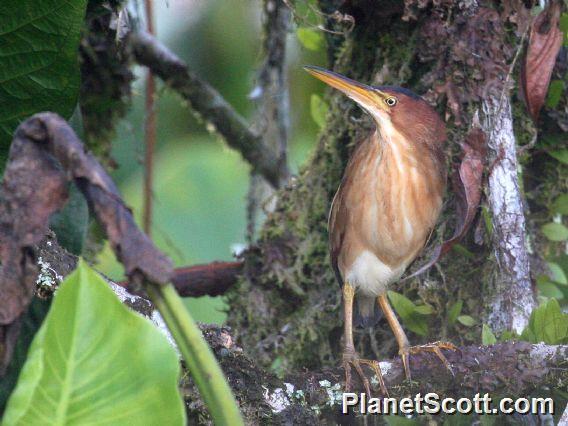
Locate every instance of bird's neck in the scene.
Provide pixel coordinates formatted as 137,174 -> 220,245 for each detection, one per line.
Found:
373,126 -> 419,169
371,119 -> 445,178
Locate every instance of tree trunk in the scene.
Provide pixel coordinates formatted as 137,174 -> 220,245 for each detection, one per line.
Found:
482,93 -> 535,334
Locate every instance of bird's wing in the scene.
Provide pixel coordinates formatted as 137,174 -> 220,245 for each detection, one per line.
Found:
328,183 -> 347,288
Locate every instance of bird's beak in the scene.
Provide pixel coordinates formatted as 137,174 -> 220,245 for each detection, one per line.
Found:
304,66 -> 387,112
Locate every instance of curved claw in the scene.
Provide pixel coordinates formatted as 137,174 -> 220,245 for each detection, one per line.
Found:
343,353 -> 388,397
401,341 -> 458,381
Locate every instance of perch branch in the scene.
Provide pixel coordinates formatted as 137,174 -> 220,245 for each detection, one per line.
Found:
189,326 -> 567,423
129,31 -> 287,188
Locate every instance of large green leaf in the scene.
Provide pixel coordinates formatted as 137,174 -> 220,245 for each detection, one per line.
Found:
0,0 -> 87,161
3,260 -> 186,425
520,298 -> 568,345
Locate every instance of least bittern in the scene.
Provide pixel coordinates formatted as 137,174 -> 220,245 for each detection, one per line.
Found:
305,66 -> 456,396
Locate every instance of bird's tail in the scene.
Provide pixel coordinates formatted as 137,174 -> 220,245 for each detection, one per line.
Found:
354,295 -> 382,328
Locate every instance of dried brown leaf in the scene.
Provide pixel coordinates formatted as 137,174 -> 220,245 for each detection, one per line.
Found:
0,113 -> 173,370
521,3 -> 563,122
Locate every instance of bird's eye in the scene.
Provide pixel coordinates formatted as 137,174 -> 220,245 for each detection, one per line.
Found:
385,97 -> 397,107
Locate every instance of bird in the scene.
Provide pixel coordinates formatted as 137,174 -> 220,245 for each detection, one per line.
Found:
304,65 -> 456,396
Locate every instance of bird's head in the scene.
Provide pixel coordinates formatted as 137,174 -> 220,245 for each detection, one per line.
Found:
304,65 -> 445,147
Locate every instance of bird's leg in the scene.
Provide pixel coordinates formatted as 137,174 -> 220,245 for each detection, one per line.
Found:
377,294 -> 411,380
377,295 -> 456,381
342,282 -> 388,397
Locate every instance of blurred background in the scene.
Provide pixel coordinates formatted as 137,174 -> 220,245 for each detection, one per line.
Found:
97,0 -> 327,323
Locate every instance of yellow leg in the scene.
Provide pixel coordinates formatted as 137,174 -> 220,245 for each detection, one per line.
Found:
377,294 -> 457,381
377,294 -> 411,379
342,283 -> 388,397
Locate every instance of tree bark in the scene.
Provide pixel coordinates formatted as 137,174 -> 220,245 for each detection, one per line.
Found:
247,0 -> 291,241
482,93 -> 535,334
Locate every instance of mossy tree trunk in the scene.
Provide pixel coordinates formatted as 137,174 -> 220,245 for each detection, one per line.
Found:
227,0 -> 564,374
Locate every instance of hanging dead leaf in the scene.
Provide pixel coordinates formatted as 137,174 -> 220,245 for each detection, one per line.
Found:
0,113 -> 173,331
521,3 -> 563,122
404,124 -> 487,280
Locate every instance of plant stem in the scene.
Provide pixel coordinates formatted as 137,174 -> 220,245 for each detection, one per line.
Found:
145,283 -> 244,425
143,0 -> 156,235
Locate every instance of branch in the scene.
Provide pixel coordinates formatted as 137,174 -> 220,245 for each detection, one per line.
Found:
482,93 -> 535,334
171,261 -> 242,297
246,0 -> 291,238
116,261 -> 243,298
129,31 -> 288,188
256,0 -> 290,170
142,0 -> 157,234
187,325 -> 568,423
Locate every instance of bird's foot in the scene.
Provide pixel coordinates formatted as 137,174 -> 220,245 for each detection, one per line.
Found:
342,350 -> 388,397
400,341 -> 458,381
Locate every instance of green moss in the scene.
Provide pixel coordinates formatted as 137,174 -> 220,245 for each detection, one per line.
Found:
79,2 -> 133,166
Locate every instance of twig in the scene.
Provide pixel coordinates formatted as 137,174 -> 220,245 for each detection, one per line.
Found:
171,261 -> 242,297
142,0 -> 156,235
129,31 -> 288,189
116,261 -> 243,298
281,0 -> 353,35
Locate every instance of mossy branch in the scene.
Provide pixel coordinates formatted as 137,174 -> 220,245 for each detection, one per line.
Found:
129,31 -> 288,188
